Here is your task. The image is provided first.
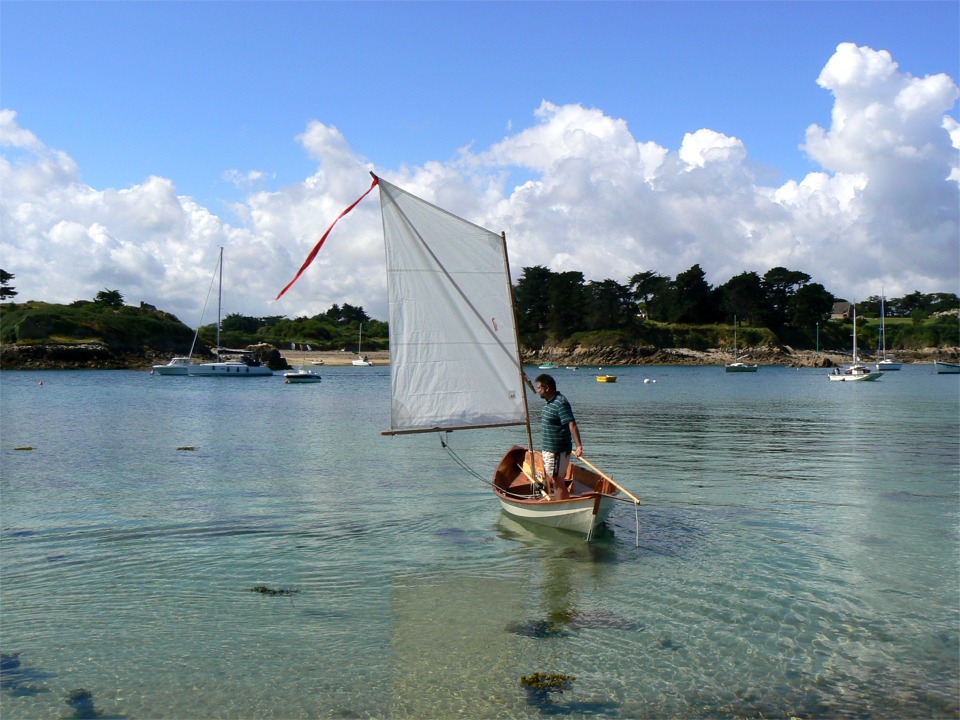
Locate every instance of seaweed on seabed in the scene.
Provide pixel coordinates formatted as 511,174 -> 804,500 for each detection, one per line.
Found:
249,585 -> 300,596
65,688 -> 98,719
520,672 -> 576,705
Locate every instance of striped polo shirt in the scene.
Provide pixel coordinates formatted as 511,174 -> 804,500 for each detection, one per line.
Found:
541,392 -> 575,453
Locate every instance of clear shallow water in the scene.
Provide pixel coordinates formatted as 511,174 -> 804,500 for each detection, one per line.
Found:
1,364 -> 957,719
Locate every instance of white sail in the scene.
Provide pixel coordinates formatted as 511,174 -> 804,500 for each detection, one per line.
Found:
377,178 -> 527,434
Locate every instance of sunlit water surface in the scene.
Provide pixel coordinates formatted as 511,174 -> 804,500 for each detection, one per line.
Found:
1,365 -> 957,719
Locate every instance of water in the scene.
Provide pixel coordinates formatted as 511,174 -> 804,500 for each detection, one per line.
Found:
1,365 -> 957,719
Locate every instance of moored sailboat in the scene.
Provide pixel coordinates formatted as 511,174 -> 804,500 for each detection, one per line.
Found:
829,305 -> 882,382
351,324 -> 373,366
188,247 -> 273,377
876,293 -> 901,370
725,316 -> 758,373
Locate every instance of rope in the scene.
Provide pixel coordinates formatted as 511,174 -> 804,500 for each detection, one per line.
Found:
439,434 -> 491,485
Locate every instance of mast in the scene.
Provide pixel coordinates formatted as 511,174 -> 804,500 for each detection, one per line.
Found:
216,246 -> 223,354
852,304 -> 857,363
502,231 -> 535,453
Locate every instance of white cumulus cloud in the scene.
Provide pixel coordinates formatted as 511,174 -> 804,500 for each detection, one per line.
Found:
0,43 -> 957,330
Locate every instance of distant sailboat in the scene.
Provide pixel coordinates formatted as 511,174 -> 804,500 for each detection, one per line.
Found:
188,247 -> 273,377
352,323 -> 373,366
828,305 -> 882,382
876,293 -> 901,371
725,316 -> 758,372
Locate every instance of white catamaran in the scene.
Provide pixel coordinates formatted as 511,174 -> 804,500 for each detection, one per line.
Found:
374,175 -> 639,539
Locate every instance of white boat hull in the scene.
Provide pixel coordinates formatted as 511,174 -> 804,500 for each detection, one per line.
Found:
725,362 -> 758,373
828,366 -> 882,381
492,446 -> 622,539
496,493 -> 617,535
188,362 -> 273,377
877,359 -> 901,371
152,357 -> 192,375
935,361 -> 960,374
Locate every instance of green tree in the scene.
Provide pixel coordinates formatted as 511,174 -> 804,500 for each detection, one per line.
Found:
94,289 -> 124,307
547,271 -> 587,338
515,265 -> 554,337
790,282 -> 834,329
0,270 -> 17,300
761,267 -> 811,329
628,270 -> 669,320
671,264 -> 713,324
717,271 -> 764,324
585,279 -> 634,331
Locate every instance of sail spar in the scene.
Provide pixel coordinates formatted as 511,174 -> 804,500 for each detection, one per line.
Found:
377,178 -> 527,435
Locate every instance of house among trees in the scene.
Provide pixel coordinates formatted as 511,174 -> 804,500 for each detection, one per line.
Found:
831,302 -> 851,320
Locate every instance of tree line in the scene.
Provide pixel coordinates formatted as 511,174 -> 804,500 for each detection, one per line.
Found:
514,263 -> 958,345
2,265 -> 957,352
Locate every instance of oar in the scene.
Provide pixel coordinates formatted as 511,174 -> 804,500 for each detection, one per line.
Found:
577,455 -> 641,505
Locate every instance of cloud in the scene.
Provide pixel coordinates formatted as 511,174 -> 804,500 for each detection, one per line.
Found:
0,43 -> 957,331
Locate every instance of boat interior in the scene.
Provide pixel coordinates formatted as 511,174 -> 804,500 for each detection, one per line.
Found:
493,445 -> 615,501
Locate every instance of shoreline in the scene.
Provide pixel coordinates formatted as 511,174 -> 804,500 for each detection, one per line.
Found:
0,344 -> 956,370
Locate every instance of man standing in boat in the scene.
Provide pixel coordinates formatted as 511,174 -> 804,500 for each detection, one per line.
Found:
534,374 -> 583,499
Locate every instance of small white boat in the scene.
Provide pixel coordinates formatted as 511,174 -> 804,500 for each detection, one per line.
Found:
538,362 -> 556,369
283,367 -> 322,383
829,305 -> 882,382
352,324 -> 374,366
152,356 -> 192,376
725,317 -> 758,372
935,360 -> 960,374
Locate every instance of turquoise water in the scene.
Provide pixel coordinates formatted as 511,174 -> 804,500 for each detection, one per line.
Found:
1,364 -> 957,719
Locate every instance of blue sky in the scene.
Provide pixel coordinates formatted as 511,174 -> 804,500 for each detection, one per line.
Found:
1,1 -> 958,323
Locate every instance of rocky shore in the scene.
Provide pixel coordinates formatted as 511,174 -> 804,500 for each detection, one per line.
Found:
1,342 -> 956,371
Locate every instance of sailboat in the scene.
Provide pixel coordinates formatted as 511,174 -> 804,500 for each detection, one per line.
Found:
876,293 -> 901,370
153,252 -> 222,375
351,323 -> 374,366
725,315 -> 758,372
373,174 -> 639,539
188,247 -> 273,377
828,304 -> 882,382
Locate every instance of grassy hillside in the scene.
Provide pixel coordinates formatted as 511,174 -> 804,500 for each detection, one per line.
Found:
0,300 -> 202,354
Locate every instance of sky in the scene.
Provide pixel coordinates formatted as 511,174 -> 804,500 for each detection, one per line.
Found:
1,1 -> 958,327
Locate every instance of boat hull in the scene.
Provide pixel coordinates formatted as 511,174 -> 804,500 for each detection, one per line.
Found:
492,446 -> 620,538
284,373 -> 322,383
188,362 -> 273,377
828,366 -> 882,381
725,363 -> 758,373
935,361 -> 960,374
596,375 -> 617,383
152,357 -> 192,375
153,365 -> 189,376
876,360 -> 901,371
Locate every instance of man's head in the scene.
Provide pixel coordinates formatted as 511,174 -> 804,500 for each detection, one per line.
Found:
535,373 -> 557,400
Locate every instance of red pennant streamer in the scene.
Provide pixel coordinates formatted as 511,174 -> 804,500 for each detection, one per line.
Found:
275,176 -> 379,300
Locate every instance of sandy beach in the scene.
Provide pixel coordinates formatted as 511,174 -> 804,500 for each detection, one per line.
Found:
281,349 -> 391,367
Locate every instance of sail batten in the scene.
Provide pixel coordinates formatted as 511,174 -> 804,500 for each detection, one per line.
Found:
378,179 -> 527,435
